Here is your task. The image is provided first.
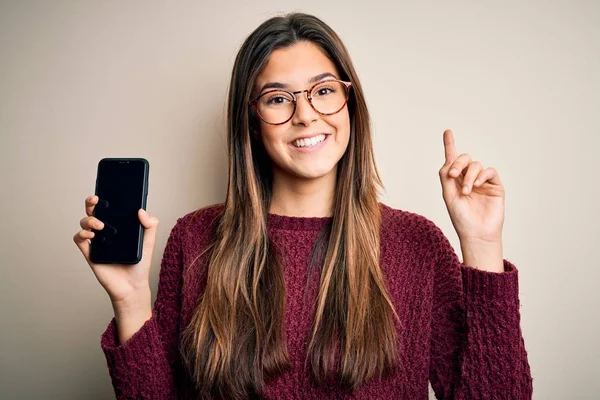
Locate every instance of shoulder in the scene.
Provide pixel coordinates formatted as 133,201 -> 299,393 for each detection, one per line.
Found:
171,203 -> 225,244
379,202 -> 451,253
178,203 -> 224,229
380,202 -> 443,237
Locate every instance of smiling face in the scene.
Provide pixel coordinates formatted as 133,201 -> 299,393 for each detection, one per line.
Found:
252,41 -> 351,182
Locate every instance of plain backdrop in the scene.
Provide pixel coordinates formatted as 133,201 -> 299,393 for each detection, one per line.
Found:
1,1 -> 598,399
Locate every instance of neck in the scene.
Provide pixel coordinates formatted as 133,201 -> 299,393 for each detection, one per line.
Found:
269,166 -> 336,218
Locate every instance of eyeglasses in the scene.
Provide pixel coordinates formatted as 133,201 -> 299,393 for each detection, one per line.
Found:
249,79 -> 352,125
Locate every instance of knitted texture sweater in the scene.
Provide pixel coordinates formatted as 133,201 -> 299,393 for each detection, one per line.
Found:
100,203 -> 533,399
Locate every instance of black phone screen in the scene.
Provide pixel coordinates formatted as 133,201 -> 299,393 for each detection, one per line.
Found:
90,158 -> 149,264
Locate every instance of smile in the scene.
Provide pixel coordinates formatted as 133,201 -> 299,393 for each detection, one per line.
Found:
292,134 -> 327,148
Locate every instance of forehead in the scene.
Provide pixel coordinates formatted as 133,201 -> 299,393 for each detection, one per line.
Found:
255,41 -> 340,90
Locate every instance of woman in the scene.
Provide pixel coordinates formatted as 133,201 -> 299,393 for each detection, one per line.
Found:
74,13 -> 533,399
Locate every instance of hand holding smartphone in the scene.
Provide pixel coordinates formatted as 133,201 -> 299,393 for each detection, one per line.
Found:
73,158 -> 160,306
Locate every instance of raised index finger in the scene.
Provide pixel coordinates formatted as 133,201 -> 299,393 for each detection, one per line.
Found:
443,129 -> 458,166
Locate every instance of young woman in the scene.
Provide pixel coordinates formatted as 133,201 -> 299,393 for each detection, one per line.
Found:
74,13 -> 533,399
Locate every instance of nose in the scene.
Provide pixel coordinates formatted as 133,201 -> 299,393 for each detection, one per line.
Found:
291,90 -> 318,126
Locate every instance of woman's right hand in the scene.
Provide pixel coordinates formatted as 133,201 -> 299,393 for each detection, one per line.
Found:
73,195 -> 160,307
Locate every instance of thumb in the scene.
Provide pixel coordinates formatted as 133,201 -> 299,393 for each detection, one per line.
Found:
139,208 -> 159,255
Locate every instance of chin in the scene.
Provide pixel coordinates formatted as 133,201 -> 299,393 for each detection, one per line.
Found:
289,164 -> 337,180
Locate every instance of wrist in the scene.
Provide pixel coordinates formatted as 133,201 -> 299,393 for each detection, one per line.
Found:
111,288 -> 152,318
460,239 -> 504,273
111,290 -> 152,345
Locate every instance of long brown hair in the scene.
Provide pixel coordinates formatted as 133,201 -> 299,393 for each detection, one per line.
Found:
180,13 -> 399,398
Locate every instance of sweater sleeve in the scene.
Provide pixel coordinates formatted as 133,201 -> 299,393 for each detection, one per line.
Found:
427,225 -> 533,399
99,216 -> 187,399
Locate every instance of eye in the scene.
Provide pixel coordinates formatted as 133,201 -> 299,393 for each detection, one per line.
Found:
312,82 -> 338,98
262,91 -> 294,106
266,96 -> 286,105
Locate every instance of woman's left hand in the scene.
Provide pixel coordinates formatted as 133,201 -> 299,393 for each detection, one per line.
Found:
438,129 -> 505,245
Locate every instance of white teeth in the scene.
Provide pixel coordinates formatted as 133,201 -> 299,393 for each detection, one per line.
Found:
293,134 -> 326,148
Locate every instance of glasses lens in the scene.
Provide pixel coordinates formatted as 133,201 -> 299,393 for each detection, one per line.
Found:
256,91 -> 295,124
310,81 -> 348,114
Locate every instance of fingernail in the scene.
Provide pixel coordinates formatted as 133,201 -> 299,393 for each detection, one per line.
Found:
474,180 -> 480,186
450,169 -> 458,176
463,185 -> 469,194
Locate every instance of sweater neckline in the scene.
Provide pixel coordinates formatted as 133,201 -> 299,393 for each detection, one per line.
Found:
267,212 -> 333,231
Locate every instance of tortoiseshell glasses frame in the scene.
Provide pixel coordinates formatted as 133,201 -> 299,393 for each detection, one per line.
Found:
249,79 -> 353,125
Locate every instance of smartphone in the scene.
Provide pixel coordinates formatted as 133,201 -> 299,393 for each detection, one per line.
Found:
90,158 -> 149,264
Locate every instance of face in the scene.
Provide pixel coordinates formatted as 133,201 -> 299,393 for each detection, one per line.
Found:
252,41 -> 351,181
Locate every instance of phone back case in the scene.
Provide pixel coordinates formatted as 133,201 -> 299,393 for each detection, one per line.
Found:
90,158 -> 149,264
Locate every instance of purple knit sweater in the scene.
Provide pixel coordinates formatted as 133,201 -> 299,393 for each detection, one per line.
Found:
100,203 -> 533,399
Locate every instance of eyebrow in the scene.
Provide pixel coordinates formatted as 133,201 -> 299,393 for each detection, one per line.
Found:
258,72 -> 339,94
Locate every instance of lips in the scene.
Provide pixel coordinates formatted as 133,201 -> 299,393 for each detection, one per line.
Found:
289,134 -> 330,153
290,132 -> 329,142
292,133 -> 328,148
